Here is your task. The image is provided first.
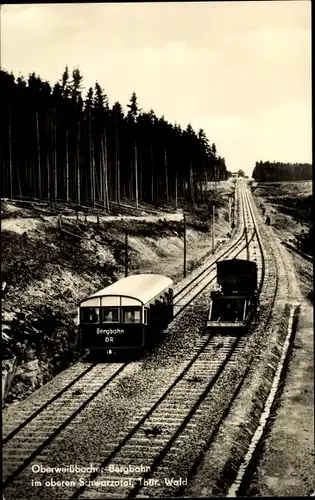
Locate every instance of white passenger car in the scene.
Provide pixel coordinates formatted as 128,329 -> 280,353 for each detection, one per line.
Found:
78,274 -> 173,354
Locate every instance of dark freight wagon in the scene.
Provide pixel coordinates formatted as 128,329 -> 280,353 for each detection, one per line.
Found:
78,274 -> 173,354
207,259 -> 259,332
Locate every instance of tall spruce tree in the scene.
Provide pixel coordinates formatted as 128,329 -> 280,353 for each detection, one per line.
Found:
127,92 -> 139,207
0,67 -> 229,208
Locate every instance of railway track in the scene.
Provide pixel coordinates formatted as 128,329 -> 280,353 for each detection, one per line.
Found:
224,190 -> 307,497
2,185 -> 248,474
150,184 -> 275,499
63,184 -> 267,499
2,363 -> 129,487
71,334 -> 243,499
188,185 -> 279,498
174,180 -> 258,311
165,185 -> 272,497
2,181 -> 267,499
3,362 -> 96,442
212,190 -> 308,498
174,224 -> 260,321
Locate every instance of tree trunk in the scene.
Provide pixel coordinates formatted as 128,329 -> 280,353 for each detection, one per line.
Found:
164,149 -> 169,204
99,134 -> 104,204
89,118 -> 93,205
8,106 -> 13,199
47,115 -> 51,201
89,117 -> 96,207
114,128 -> 118,202
134,143 -> 139,209
175,170 -> 178,209
189,163 -> 194,206
101,133 -> 105,209
139,150 -> 142,202
156,172 -> 159,203
25,156 -> 29,199
29,155 -> 33,199
94,159 -> 100,203
130,159 -> 133,199
16,155 -> 22,199
104,130 -> 112,212
77,120 -> 81,206
150,143 -> 154,204
53,110 -> 58,202
65,128 -> 69,203
116,129 -> 120,204
205,169 -> 208,201
36,111 -> 42,199
104,130 -> 110,211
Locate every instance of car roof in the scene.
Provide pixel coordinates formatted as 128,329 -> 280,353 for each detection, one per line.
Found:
80,274 -> 173,307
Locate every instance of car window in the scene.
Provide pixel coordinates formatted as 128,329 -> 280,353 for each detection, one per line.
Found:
102,307 -> 119,323
123,308 -> 141,323
81,307 -> 100,324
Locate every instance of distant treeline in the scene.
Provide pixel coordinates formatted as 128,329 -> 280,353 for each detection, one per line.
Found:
252,161 -> 312,182
0,66 -> 228,209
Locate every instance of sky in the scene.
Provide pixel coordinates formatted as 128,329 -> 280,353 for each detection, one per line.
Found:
0,1 -> 312,176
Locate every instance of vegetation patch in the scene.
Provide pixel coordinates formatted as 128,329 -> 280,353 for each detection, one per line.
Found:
253,181 -> 313,256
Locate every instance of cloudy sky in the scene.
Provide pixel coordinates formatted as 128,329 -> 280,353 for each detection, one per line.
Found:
1,1 -> 311,175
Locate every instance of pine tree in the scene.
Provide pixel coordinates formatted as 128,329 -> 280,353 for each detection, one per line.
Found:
61,66 -> 71,202
127,92 -> 139,208
70,68 -> 84,205
94,82 -> 109,210
112,101 -> 124,204
85,87 -> 96,206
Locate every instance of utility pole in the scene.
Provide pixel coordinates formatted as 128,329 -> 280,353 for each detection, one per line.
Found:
212,204 -> 215,254
125,232 -> 129,277
183,213 -> 187,278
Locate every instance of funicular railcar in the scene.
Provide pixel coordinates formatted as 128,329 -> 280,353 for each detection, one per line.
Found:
207,259 -> 259,332
78,274 -> 173,354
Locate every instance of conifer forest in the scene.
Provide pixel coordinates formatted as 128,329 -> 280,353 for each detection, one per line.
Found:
0,66 -> 229,209
252,161 -> 312,183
